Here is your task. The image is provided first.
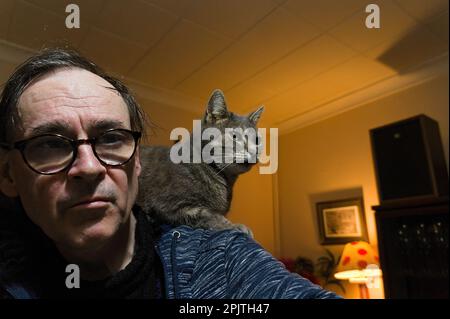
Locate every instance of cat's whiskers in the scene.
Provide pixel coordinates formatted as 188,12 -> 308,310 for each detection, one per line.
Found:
214,162 -> 234,176
209,157 -> 246,164
207,152 -> 254,164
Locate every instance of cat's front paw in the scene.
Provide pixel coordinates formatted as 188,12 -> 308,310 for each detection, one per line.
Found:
233,224 -> 254,238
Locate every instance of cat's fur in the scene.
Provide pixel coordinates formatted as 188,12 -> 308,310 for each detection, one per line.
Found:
136,89 -> 263,233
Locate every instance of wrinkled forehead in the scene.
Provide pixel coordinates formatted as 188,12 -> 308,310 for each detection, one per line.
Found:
16,68 -> 130,139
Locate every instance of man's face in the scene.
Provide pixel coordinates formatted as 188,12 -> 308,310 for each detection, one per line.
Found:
1,68 -> 141,252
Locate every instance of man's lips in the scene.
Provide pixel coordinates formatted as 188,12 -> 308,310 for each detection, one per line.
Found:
69,197 -> 112,209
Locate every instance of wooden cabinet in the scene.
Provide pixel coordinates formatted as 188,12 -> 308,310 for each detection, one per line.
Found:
373,197 -> 448,298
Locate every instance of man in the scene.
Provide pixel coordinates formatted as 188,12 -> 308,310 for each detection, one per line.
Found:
0,49 -> 340,299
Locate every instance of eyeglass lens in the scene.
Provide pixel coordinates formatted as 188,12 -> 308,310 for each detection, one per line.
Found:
22,130 -> 137,174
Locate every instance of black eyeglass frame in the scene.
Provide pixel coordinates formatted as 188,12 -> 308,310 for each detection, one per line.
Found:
0,128 -> 141,175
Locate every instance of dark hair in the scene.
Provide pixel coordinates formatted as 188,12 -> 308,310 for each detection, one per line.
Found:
0,48 -> 148,143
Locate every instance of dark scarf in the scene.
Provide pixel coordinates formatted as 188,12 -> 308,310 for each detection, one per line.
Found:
0,204 -> 163,299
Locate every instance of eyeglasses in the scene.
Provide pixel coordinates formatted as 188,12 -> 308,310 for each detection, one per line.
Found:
0,129 -> 141,175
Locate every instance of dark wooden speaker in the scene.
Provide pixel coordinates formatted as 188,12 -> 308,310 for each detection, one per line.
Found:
370,115 -> 448,204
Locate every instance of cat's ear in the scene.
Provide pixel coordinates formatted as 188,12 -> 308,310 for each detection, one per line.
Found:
248,105 -> 264,125
204,89 -> 229,124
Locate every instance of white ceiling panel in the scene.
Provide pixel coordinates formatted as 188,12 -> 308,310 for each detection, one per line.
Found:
329,0 -> 417,53
225,35 -> 357,111
93,0 -> 179,47
426,10 -> 449,43
283,0 -> 365,31
176,6 -> 320,100
7,0 -> 88,50
266,56 -> 396,122
394,0 -> 449,22
183,0 -> 279,38
79,27 -> 147,75
0,59 -> 16,84
0,0 -> 447,128
143,0 -> 195,17
24,0 -> 106,23
129,19 -> 232,88
364,24 -> 448,72
0,0 -> 15,39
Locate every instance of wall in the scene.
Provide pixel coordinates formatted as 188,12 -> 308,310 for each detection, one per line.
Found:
138,97 -> 200,146
276,73 -> 449,298
228,165 -> 275,254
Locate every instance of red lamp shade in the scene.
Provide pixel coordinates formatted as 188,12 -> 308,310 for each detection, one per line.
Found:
334,241 -> 380,280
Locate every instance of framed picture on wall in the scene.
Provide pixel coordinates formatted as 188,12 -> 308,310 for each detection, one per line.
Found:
316,197 -> 368,245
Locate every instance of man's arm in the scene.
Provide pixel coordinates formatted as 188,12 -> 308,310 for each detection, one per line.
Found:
224,233 -> 343,299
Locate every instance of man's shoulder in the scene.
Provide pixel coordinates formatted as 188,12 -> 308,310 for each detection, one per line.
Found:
158,224 -> 250,243
137,205 -> 251,248
156,224 -> 254,256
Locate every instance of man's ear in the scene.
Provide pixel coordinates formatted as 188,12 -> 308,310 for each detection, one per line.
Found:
0,154 -> 18,197
134,146 -> 142,178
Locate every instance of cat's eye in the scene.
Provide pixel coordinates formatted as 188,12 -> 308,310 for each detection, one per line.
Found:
231,132 -> 242,141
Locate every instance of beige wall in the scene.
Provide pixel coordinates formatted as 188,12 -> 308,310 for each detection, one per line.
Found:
276,74 -> 449,297
228,165 -> 275,254
138,98 -> 200,146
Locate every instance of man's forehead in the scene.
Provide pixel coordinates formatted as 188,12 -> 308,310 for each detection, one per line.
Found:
16,68 -> 131,137
20,68 -> 120,103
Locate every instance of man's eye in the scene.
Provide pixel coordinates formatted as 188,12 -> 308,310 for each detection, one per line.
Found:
36,139 -> 68,149
99,133 -> 124,145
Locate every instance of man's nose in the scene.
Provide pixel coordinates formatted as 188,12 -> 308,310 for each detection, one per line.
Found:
67,144 -> 106,180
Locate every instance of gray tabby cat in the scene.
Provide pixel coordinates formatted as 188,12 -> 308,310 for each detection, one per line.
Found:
136,89 -> 264,233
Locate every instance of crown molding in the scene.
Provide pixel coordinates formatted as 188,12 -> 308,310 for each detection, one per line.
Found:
1,39 -> 448,128
123,78 -> 203,116
276,53 -> 449,136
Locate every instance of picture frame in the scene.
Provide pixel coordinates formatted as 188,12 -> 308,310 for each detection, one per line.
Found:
316,197 -> 368,245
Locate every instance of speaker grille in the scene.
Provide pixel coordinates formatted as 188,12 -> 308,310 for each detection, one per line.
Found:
371,118 -> 433,201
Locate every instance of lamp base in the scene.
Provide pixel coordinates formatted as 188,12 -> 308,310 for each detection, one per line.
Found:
359,283 -> 370,299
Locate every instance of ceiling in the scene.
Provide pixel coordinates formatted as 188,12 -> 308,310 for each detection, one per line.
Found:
0,0 -> 448,131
